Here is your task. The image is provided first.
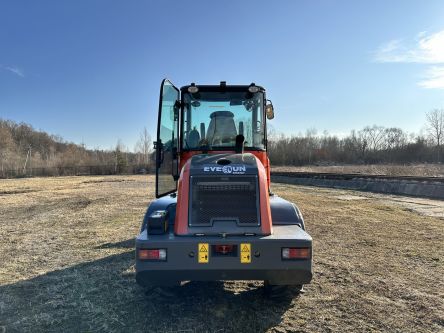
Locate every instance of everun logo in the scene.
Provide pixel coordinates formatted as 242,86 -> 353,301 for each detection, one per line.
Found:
203,165 -> 246,174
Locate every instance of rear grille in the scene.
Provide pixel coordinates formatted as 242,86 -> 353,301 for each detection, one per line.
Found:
189,175 -> 260,226
197,182 -> 252,192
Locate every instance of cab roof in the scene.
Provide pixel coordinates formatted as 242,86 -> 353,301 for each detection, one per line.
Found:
180,82 -> 265,93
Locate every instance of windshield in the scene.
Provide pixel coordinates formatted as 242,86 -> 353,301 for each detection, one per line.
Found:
182,91 -> 265,150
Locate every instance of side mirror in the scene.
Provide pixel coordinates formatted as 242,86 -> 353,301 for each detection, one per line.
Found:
265,101 -> 274,119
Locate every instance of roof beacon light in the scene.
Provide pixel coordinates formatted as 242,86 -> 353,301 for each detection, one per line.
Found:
248,83 -> 260,93
188,83 -> 199,94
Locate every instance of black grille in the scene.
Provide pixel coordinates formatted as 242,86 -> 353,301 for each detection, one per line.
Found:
189,175 -> 260,226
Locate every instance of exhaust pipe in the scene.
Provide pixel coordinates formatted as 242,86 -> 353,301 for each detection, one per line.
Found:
235,135 -> 245,154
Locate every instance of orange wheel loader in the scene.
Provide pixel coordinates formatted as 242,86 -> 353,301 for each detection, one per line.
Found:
135,80 -> 312,296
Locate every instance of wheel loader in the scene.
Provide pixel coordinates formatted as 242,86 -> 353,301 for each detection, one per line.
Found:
135,79 -> 312,295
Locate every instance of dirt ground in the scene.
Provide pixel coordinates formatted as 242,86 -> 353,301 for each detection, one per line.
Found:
0,175 -> 443,333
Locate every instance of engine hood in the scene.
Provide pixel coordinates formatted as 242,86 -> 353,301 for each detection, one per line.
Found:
174,152 -> 273,236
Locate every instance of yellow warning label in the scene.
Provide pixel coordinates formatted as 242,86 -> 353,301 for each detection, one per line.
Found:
240,243 -> 251,264
198,243 -> 209,263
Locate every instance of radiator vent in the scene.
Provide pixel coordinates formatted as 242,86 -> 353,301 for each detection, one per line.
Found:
189,175 -> 260,226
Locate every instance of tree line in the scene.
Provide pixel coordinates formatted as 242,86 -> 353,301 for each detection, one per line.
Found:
0,109 -> 442,178
268,109 -> 443,165
0,119 -> 152,177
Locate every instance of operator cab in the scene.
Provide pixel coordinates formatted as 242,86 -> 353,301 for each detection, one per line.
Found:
182,83 -> 266,150
155,79 -> 274,198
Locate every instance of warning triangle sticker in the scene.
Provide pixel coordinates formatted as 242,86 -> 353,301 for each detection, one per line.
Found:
241,244 -> 249,252
199,244 -> 208,252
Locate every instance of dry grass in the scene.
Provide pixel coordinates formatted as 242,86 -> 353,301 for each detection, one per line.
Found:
272,164 -> 444,177
0,175 -> 443,332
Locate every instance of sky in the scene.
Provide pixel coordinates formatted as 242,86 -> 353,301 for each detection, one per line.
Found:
0,0 -> 443,150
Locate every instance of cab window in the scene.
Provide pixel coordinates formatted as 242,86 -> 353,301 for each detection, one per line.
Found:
182,91 -> 265,150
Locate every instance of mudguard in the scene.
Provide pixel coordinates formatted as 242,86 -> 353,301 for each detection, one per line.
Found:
140,194 -> 177,232
269,195 -> 306,230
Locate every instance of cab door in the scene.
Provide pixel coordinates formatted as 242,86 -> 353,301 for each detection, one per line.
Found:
155,79 -> 180,197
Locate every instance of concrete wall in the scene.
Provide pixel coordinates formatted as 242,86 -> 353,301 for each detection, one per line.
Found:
271,175 -> 444,200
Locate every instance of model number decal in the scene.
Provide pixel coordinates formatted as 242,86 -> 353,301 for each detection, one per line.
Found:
203,165 -> 246,174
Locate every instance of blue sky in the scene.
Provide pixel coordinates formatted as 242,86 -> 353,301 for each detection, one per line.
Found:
1,0 -> 443,150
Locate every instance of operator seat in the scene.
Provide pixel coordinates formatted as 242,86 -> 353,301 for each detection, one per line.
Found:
206,111 -> 237,145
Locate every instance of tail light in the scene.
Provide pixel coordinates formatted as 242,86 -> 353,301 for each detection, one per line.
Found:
212,244 -> 237,257
282,247 -> 311,260
215,245 -> 234,254
138,249 -> 167,261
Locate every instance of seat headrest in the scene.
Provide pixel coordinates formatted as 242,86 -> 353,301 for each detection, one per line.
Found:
210,111 -> 234,119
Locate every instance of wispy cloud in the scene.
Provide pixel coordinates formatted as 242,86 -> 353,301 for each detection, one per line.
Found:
0,64 -> 25,77
418,66 -> 444,89
375,30 -> 444,63
374,30 -> 444,89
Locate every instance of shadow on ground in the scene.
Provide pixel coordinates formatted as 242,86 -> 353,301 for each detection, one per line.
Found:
0,244 -> 300,333
95,238 -> 135,249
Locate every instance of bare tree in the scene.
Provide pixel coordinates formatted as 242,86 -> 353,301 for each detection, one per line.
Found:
384,128 -> 406,150
115,139 -> 127,174
135,127 -> 152,165
0,126 -> 14,174
361,125 -> 385,151
266,124 -> 277,142
426,109 -> 444,162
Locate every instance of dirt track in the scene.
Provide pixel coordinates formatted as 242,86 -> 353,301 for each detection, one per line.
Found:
0,175 -> 443,332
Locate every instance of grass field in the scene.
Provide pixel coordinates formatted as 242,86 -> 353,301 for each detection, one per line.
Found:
0,175 -> 443,333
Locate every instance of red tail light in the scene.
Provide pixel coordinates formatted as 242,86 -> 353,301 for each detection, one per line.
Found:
139,249 -> 167,261
282,247 -> 311,260
215,245 -> 234,255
